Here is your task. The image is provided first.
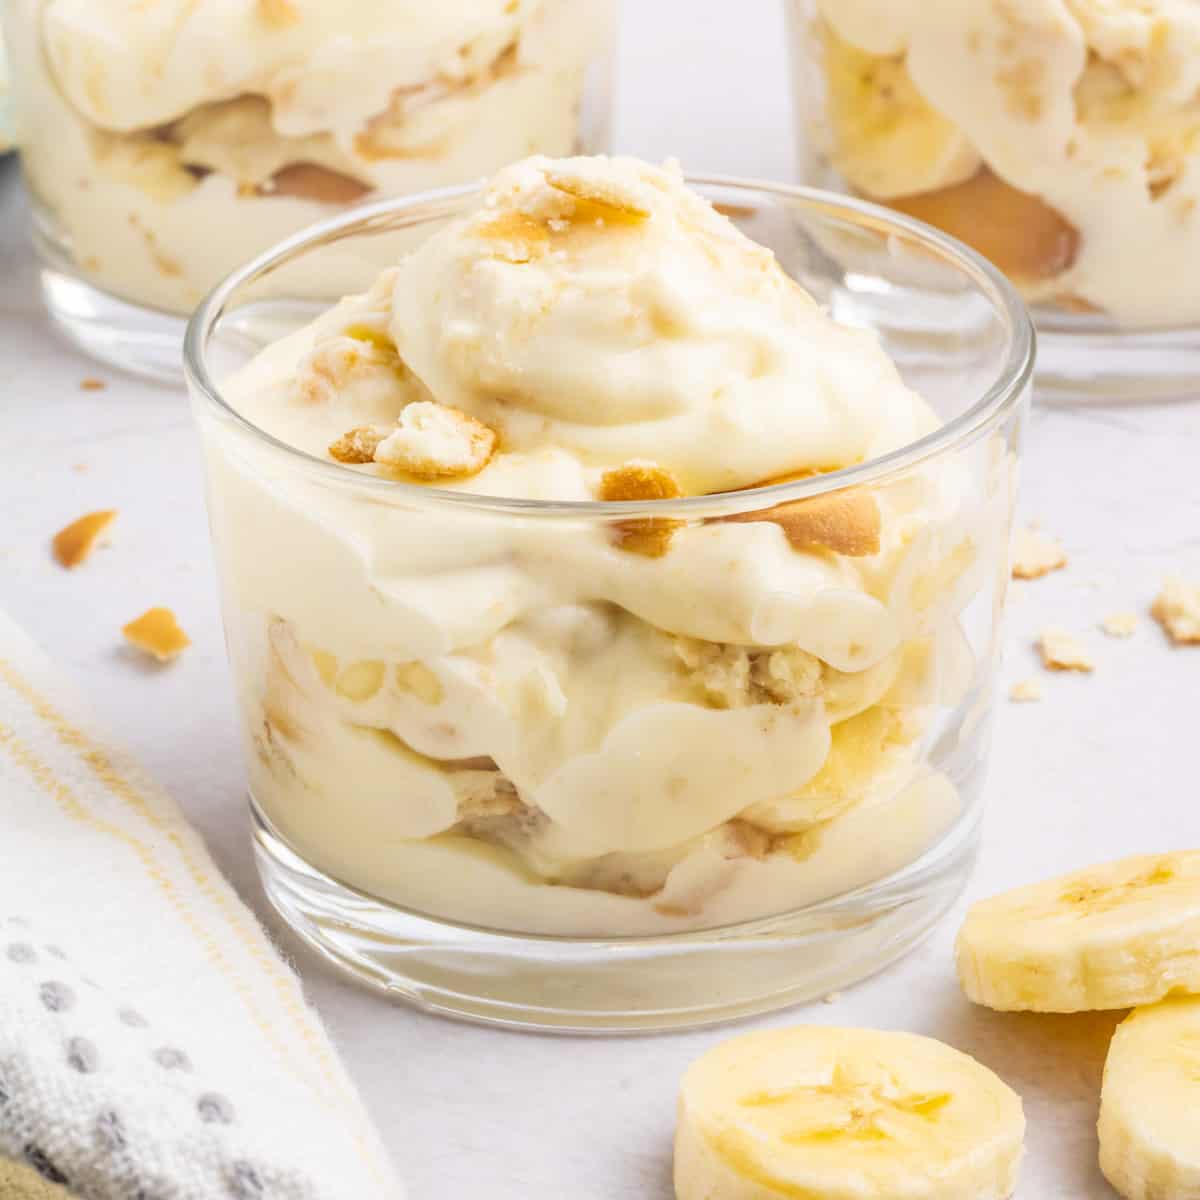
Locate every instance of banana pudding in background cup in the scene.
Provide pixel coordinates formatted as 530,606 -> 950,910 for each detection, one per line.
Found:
186,155 -> 1032,1032
787,0 -> 1200,400
1,0 -> 615,380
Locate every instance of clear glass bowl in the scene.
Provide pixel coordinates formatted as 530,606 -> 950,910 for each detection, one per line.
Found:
785,0 -> 1200,402
2,0 -> 616,381
186,177 -> 1032,1032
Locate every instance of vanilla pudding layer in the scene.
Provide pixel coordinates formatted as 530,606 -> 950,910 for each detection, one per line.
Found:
7,0 -> 610,313
202,157 -> 1001,936
797,0 -> 1200,328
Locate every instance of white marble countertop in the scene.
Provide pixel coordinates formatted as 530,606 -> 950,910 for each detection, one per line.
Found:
2,3 -> 1199,1196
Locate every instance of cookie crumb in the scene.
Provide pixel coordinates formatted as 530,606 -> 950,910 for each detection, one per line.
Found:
374,402 -> 496,480
1009,678 -> 1044,702
1012,526 -> 1067,579
80,377 -> 106,392
1100,611 -> 1138,639
123,608 -> 191,662
1037,626 -> 1094,672
52,510 -> 117,568
329,426 -> 385,465
1151,577 -> 1200,645
257,0 -> 299,26
599,462 -> 684,558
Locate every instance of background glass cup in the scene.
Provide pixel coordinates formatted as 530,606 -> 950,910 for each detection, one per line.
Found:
186,178 -> 1032,1033
2,0 -> 617,381
785,0 -> 1200,402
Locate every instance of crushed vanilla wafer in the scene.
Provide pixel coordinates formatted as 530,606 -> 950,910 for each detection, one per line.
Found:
1151,577 -> 1200,645
80,377 -> 106,392
1101,611 -> 1138,639
544,162 -> 654,217
328,426 -> 386,465
52,510 -> 117,568
1009,678 -> 1044,703
598,462 -> 683,558
1037,626 -> 1094,672
374,402 -> 496,479
123,608 -> 191,662
1011,526 -> 1067,579
257,0 -> 299,27
716,489 -> 881,558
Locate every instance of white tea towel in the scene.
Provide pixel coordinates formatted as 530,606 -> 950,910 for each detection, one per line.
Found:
0,608 -> 401,1199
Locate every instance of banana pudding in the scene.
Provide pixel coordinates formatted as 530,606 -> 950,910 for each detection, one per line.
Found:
790,0 -> 1200,328
196,155 -> 1013,940
3,0 -> 614,315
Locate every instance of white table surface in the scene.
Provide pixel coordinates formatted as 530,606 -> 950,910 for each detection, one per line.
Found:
3,3 -> 1199,1196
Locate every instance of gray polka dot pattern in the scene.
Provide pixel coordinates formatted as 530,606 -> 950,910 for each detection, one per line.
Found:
226,1161 -> 264,1199
39,980 -> 74,1013
94,1109 -> 126,1152
66,1036 -> 99,1074
152,1046 -> 191,1072
0,910 -> 387,1198
24,1144 -> 69,1186
197,1092 -> 236,1126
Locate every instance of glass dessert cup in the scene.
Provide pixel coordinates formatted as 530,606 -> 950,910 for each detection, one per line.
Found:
2,0 -> 616,382
186,178 -> 1032,1033
786,0 -> 1200,402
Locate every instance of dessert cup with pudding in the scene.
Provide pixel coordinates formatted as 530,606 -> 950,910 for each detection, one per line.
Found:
787,0 -> 1200,399
187,156 -> 1032,1031
2,0 -> 615,380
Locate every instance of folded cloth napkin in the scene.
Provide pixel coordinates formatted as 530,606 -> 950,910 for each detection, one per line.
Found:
0,609 -> 401,1199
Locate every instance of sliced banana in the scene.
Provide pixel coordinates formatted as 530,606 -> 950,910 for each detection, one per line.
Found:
1099,996 -> 1200,1200
956,852 -> 1200,1013
675,1026 -> 1024,1200
822,27 -> 981,201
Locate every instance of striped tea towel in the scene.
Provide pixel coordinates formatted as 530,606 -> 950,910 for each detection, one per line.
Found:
0,608 -> 401,1199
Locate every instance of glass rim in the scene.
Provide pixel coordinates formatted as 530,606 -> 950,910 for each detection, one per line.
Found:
184,173 -> 1035,521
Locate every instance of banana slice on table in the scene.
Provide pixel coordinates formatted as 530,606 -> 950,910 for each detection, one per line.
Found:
957,852 -> 1200,1013
675,1026 -> 1024,1200
1099,996 -> 1200,1200
822,28 -> 981,200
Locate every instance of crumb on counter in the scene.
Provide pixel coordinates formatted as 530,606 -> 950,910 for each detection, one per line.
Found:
1151,577 -> 1200,645
1009,678 -> 1044,703
1037,626 -> 1094,673
122,608 -> 191,662
80,377 -> 107,391
1011,526 -> 1067,580
51,510 -> 117,568
1100,611 -> 1138,639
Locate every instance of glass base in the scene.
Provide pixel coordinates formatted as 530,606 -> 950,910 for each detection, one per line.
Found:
252,799 -> 980,1034
38,265 -> 187,385
1034,311 -> 1200,403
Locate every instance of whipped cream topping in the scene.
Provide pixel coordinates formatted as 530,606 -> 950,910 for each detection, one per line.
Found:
202,156 -> 995,934
811,0 -> 1200,326
248,156 -> 940,495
